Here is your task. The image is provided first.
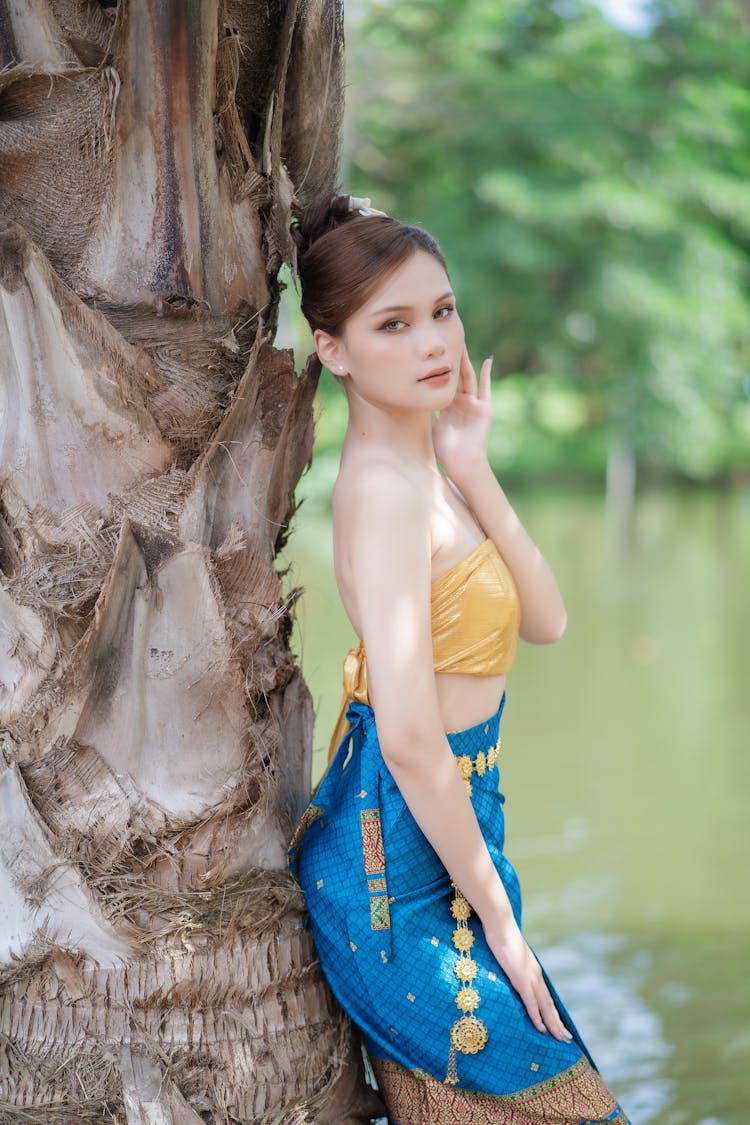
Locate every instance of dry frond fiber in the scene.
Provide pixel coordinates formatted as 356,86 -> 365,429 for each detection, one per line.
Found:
91,866 -> 303,945
0,1035 -> 121,1120
20,737 -> 151,872
47,0 -> 117,65
139,333 -> 241,467
6,518 -> 120,617
1,925 -> 351,1119
0,68 -> 114,274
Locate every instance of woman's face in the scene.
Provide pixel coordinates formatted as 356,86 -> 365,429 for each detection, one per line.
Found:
315,250 -> 465,414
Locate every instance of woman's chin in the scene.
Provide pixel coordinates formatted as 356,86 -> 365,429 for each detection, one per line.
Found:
420,380 -> 458,410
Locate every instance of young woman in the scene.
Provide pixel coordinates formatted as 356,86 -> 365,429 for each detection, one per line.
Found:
288,195 -> 629,1124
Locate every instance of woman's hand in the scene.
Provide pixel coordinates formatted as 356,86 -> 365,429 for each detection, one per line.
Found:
483,917 -> 574,1043
432,347 -> 493,483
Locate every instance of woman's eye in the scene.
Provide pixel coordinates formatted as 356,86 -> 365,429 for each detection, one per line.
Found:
381,319 -> 405,331
435,305 -> 455,319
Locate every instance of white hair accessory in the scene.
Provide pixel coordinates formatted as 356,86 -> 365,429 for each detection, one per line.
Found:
348,195 -> 387,217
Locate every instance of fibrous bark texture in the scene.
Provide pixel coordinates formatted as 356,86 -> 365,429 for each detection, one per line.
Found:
0,2 -> 381,1121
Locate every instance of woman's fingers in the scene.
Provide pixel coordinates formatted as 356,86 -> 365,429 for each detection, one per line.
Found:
521,980 -> 571,1040
519,964 -> 547,1035
537,982 -> 573,1042
488,925 -> 573,1043
458,348 -> 492,402
519,984 -> 545,1035
478,356 -> 493,402
459,345 -> 477,395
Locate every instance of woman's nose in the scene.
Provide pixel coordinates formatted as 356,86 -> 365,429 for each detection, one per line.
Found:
418,323 -> 446,356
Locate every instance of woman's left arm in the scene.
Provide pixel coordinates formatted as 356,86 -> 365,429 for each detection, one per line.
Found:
432,348 -> 567,644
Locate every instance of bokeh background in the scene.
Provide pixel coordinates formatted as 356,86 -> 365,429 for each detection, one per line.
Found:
279,2 -> 750,1121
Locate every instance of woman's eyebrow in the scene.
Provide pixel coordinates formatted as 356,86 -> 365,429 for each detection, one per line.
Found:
368,291 -> 455,317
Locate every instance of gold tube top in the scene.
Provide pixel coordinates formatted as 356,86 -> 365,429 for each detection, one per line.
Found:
326,538 -> 520,765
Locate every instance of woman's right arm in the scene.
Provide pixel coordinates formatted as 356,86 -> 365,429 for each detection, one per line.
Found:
345,464 -> 572,1042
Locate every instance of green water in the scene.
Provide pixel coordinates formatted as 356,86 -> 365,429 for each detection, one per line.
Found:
281,486 -> 750,1123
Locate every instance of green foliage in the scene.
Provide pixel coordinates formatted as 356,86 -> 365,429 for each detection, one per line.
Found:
342,0 -> 750,481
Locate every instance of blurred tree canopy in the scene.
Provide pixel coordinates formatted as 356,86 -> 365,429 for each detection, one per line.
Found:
337,0 -> 750,483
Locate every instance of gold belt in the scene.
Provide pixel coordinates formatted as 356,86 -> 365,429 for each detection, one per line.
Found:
454,732 -> 501,797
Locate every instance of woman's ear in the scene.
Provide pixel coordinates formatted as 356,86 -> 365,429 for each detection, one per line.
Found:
313,329 -> 347,376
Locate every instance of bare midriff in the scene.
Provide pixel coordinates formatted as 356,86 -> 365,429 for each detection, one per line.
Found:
435,670 -> 507,734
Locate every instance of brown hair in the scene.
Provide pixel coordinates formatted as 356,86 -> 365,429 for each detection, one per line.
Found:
291,194 -> 448,336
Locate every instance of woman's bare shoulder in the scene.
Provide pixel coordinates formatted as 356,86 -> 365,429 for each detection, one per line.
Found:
332,451 -> 425,527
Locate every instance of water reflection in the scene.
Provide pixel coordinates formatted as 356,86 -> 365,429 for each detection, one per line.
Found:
281,486 -> 750,1122
534,931 -> 673,1120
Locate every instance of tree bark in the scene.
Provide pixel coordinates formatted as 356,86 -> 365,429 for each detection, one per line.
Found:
0,2 -> 381,1120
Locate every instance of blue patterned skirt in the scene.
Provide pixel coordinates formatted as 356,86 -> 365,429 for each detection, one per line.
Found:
289,695 -> 630,1124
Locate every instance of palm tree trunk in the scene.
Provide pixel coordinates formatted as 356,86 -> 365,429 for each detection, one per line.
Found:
0,2 -> 381,1120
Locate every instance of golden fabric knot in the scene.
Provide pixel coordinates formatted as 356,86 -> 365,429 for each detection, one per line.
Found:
450,897 -> 471,922
451,928 -> 475,953
342,641 -> 369,702
450,1015 -> 489,1055
455,987 -> 480,1012
454,958 -> 478,983
325,641 -> 370,768
475,750 -> 486,776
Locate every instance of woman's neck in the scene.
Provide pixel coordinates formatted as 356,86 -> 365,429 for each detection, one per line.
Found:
343,393 -> 439,471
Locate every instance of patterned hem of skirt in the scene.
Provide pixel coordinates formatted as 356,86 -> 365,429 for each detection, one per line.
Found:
369,1055 -> 631,1125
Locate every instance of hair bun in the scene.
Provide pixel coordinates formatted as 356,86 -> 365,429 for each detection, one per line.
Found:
291,193 -> 357,260
290,193 -> 445,336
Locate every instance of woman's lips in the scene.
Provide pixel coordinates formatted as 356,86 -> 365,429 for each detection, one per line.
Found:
420,367 -> 451,383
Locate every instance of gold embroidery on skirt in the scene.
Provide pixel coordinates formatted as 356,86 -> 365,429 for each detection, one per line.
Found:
361,808 -> 386,873
362,809 -> 391,931
287,804 -> 324,855
444,727 -> 501,1081
371,1056 -> 626,1124
446,884 -> 488,1084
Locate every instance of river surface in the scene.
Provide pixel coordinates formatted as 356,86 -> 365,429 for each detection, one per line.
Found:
280,485 -> 750,1123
